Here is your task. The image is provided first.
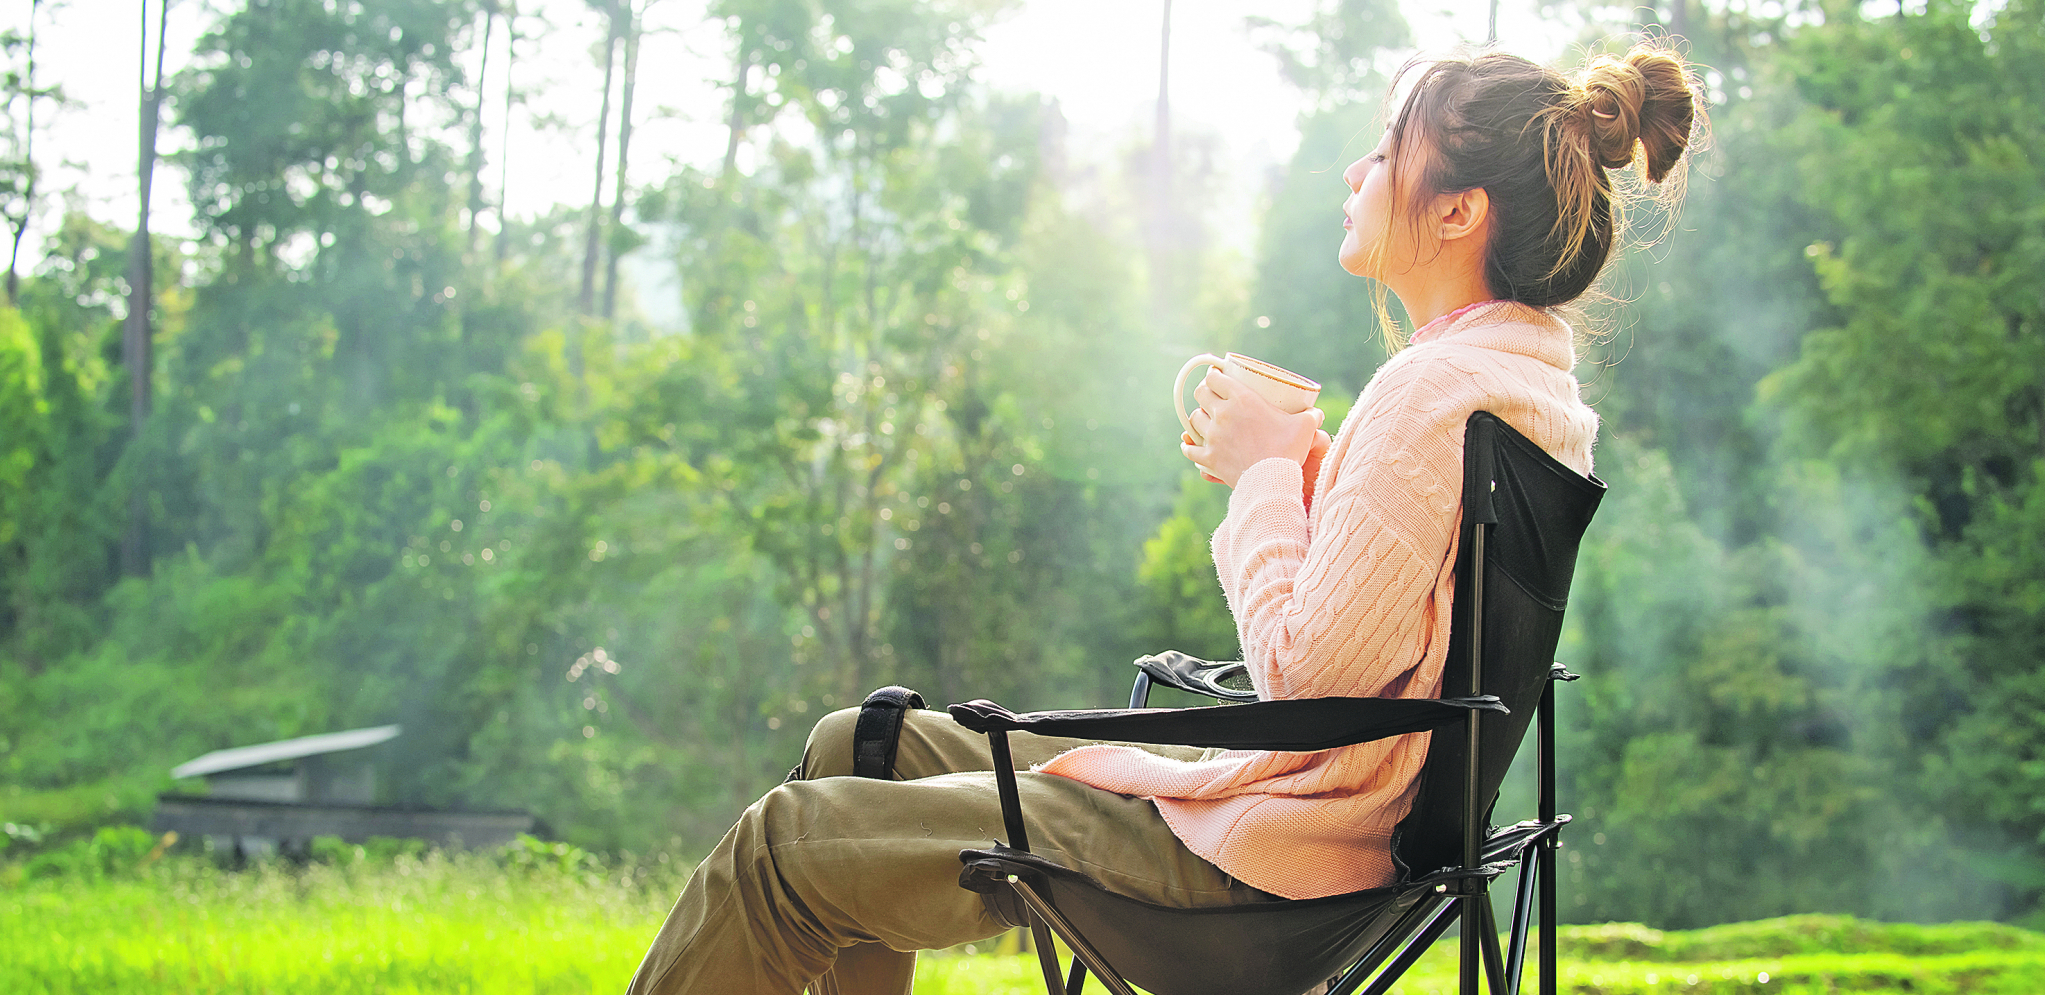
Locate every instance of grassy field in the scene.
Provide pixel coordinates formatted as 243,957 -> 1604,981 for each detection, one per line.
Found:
4,838 -> 2041,994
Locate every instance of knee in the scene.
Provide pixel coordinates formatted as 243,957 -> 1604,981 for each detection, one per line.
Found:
797,707 -> 864,779
717,781 -> 826,893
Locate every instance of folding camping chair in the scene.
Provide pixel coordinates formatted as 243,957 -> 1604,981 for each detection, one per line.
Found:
946,411 -> 1606,995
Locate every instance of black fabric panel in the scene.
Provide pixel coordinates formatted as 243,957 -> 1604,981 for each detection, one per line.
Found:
958,848 -> 1427,995
851,686 -> 926,780
1483,415 -> 1602,610
946,695 -> 1505,753
1390,412 -> 1605,879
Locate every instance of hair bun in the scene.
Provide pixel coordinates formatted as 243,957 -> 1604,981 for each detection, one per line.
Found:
1576,44 -> 1698,183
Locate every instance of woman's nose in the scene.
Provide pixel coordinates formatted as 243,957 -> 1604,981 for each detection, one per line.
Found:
1343,157 -> 1368,193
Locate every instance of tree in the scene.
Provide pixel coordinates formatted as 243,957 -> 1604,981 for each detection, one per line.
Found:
0,0 -> 54,306
599,0 -> 643,320
1146,0 -> 1172,335
493,1 -> 520,261
1548,0 -> 2045,927
1755,0 -> 2045,918
464,0 -> 496,252
577,0 -> 620,315
120,0 -> 170,577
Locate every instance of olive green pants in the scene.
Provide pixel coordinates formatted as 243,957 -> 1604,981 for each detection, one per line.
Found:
623,706 -> 1277,995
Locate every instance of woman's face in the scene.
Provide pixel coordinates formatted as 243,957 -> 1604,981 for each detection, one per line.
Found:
1338,131 -> 1417,280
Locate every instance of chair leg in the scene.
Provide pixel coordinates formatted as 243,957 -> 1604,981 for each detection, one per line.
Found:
1331,896 -> 1449,995
1066,958 -> 1088,995
1357,900 -> 1459,995
1460,895 -> 1483,994
1010,880 -> 1141,995
1478,895 -> 1509,994
1030,915 -> 1064,995
1539,851 -> 1557,995
1505,851 -> 1539,995
1538,683 -> 1559,995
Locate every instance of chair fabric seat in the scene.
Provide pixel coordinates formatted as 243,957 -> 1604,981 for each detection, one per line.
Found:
959,847 -> 1438,995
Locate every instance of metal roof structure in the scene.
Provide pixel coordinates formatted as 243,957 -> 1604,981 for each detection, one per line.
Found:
170,725 -> 402,780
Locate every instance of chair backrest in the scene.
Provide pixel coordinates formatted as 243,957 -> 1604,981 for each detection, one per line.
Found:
1389,411 -> 1605,879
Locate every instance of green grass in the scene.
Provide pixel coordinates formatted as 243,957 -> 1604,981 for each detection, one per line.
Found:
4,845 -> 2041,994
1,847 -> 679,994
910,916 -> 2045,995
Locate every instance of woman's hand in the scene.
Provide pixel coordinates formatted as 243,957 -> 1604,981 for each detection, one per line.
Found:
1301,428 -> 1333,510
1181,368 -> 1326,488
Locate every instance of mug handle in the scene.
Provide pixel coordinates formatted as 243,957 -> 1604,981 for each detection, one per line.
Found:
1175,353 -> 1227,444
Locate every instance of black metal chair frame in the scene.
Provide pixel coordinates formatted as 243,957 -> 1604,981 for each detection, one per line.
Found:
946,411 -> 1606,995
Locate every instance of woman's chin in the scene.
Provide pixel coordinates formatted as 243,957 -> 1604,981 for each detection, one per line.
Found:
1338,230 -> 1388,278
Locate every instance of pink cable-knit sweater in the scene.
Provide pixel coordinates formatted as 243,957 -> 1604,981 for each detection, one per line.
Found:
1038,301 -> 1599,900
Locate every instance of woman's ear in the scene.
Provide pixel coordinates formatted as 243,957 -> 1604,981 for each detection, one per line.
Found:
1434,187 -> 1491,244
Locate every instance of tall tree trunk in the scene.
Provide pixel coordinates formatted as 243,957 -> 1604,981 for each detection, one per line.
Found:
1147,0 -> 1173,335
4,0 -> 37,306
1488,0 -> 1499,44
466,3 -> 496,253
720,48 -> 749,181
121,0 -> 169,578
495,4 -> 518,263
578,7 -> 620,315
704,43 -> 748,327
600,0 -> 639,320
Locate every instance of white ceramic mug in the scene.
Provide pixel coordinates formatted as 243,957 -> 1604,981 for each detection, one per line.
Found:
1175,352 -> 1322,445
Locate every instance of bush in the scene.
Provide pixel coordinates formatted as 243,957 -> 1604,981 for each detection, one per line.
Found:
16,825 -> 162,881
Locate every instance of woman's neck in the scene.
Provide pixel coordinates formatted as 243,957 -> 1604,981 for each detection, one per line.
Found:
1391,270 -> 1496,332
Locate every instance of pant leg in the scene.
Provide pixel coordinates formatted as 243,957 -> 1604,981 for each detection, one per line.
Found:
797,706 -> 1141,995
625,708 -> 1265,995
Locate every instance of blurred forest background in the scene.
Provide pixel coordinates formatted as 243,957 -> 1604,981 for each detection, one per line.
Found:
0,0 -> 2041,933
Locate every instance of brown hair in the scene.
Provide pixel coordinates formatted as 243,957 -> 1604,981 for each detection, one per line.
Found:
1374,41 -> 1703,336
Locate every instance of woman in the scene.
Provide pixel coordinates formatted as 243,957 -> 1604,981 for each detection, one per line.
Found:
627,42 -> 1702,995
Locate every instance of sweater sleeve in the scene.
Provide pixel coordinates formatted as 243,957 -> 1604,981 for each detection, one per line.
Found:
1208,360 -> 1465,702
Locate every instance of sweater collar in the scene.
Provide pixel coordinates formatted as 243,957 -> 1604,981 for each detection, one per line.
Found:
1408,299 -> 1506,343
1407,300 -> 1577,371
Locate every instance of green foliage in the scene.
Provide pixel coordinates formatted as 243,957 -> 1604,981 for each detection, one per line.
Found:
12,826 -> 159,882
1239,101 -> 1397,396
0,305 -> 44,548
1,0 -> 1197,859
1749,1 -> 2045,907
1136,473 -> 1238,664
4,0 -> 2045,942
1247,0 -> 1410,112
1560,914 -> 2045,961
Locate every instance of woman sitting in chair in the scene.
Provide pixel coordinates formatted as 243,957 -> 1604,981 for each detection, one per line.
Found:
628,42 -> 1702,995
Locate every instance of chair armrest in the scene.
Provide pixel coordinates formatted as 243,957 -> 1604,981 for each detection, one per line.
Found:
1132,651 -> 1258,703
948,695 -> 1506,753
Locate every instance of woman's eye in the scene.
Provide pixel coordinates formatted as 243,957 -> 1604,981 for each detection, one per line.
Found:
1367,153 -> 1388,163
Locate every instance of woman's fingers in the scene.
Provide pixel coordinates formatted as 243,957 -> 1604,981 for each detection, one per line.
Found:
1180,433 -> 1224,484
1196,370 -> 1278,427
1199,368 -> 1236,402
1189,406 -> 1213,440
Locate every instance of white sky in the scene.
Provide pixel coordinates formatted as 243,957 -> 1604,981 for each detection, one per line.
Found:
15,0 -> 1569,270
